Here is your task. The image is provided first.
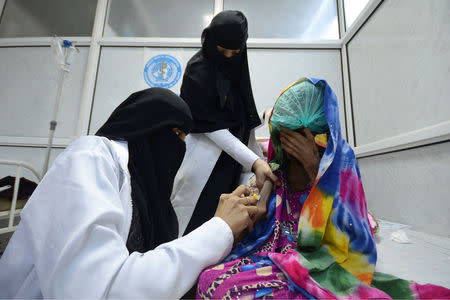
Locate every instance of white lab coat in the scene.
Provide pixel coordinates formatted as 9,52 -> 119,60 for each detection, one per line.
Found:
0,136 -> 233,299
171,129 -> 263,236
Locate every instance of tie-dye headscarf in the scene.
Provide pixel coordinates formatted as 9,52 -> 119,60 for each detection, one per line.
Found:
267,78 -> 377,287
269,79 -> 328,170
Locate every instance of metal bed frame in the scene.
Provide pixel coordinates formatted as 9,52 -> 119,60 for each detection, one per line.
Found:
0,159 -> 41,234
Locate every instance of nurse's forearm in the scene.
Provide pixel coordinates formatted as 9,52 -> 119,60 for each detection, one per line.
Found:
108,217 -> 233,299
205,129 -> 259,172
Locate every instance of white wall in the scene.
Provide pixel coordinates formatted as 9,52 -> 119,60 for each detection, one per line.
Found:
348,0 -> 450,237
0,45 -> 88,180
0,0 -> 96,37
0,47 -> 89,139
89,47 -> 345,138
224,0 -> 339,39
248,49 -> 344,137
104,0 -> 213,37
89,47 -> 198,134
358,142 -> 450,237
348,0 -> 450,146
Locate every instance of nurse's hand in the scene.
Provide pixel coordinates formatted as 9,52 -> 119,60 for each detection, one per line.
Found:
214,185 -> 258,243
252,158 -> 279,190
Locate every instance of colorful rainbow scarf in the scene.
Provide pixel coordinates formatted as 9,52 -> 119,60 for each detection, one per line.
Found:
271,78 -> 377,289
268,78 -> 450,299
196,78 -> 450,299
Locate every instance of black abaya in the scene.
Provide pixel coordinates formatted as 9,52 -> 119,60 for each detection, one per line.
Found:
181,11 -> 260,235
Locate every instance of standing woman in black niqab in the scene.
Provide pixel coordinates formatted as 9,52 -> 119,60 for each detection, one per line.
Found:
174,11 -> 278,236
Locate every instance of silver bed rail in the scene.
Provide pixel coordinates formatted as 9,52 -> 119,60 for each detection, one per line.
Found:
0,159 -> 41,234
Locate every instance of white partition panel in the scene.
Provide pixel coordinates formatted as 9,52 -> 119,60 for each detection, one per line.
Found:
91,47 -> 345,138
0,146 -> 63,181
0,47 -> 89,139
105,0 -> 214,37
224,0 -> 339,39
358,142 -> 450,237
248,49 -> 344,137
347,0 -> 450,146
0,0 -> 96,38
89,47 -> 199,134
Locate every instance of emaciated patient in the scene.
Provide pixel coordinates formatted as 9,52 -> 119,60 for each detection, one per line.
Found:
196,78 -> 450,299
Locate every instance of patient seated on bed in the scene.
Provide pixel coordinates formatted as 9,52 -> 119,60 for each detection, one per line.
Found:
195,78 -> 450,299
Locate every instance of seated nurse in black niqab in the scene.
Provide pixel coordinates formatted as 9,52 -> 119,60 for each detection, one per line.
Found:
0,88 -> 262,299
172,10 -> 279,236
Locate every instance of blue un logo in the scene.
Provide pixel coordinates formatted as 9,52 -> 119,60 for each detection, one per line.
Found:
143,54 -> 182,88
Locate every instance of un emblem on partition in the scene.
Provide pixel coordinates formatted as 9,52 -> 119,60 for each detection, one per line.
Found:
144,54 -> 182,88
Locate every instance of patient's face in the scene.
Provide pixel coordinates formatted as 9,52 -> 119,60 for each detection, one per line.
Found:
283,127 -> 320,162
282,126 -> 324,188
285,153 -> 309,192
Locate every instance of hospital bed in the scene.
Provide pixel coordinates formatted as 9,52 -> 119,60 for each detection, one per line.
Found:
0,159 -> 41,235
374,221 -> 450,288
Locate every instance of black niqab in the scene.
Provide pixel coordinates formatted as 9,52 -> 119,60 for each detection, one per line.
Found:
96,88 -> 193,251
181,10 -> 261,133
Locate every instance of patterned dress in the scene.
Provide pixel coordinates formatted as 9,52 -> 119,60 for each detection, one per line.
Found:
197,174 -> 312,299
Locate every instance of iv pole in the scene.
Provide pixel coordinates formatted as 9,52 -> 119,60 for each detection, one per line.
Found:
42,38 -> 79,176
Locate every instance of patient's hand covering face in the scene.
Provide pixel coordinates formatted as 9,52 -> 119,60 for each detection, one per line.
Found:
269,79 -> 329,171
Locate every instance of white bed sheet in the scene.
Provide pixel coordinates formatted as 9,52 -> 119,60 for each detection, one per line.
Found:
375,220 -> 450,288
